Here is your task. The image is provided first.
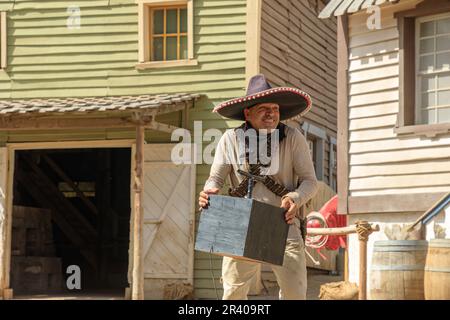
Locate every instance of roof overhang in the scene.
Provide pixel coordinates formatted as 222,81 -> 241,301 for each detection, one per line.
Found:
319,0 -> 400,19
0,93 -> 203,132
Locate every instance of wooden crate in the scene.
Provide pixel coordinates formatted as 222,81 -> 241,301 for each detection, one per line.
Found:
10,257 -> 63,293
195,195 -> 288,266
12,206 -> 55,257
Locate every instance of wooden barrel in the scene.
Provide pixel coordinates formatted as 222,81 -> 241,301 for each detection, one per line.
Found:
425,239 -> 450,300
370,240 -> 427,300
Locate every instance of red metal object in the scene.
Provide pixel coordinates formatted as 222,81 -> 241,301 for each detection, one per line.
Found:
319,195 -> 347,250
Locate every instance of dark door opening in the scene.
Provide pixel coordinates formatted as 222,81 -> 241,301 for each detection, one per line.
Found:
10,148 -> 131,299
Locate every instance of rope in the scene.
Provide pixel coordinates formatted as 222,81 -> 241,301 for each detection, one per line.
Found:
356,220 -> 372,242
305,212 -> 329,249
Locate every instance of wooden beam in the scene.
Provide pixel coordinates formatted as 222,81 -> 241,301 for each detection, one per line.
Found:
0,114 -> 184,133
41,154 -> 98,216
132,125 -> 145,300
337,15 -> 349,214
348,192 -> 447,214
146,120 -> 180,133
307,223 -> 380,236
0,116 -> 135,131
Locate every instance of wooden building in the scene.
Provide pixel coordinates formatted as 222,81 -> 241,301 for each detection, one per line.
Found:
0,0 -> 337,300
319,0 -> 450,297
249,0 -> 339,289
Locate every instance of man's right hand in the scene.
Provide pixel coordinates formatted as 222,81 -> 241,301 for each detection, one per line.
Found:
198,188 -> 220,209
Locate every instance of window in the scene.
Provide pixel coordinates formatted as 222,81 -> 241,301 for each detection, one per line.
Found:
137,0 -> 197,69
150,6 -> 187,61
302,122 -> 326,182
416,13 -> 450,125
395,0 -> 450,137
0,12 -> 6,69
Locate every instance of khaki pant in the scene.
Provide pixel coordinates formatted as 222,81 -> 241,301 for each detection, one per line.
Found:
221,240 -> 307,300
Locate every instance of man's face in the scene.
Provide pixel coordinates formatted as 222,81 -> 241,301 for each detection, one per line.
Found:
244,103 -> 280,130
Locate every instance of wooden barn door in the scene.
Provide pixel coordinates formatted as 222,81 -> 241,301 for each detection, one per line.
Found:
129,144 -> 195,299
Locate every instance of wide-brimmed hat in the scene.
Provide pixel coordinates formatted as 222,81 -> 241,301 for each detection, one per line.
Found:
213,74 -> 312,121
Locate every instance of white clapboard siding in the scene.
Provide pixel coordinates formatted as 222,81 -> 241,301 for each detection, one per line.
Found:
349,77 -> 399,95
350,146 -> 450,165
351,185 -> 450,197
140,144 -> 195,299
349,39 -> 398,61
349,53 -> 399,72
349,89 -> 398,107
349,102 -> 399,119
349,127 -> 397,142
349,64 -> 399,84
349,114 -> 397,131
0,148 -> 8,291
349,27 -> 399,49
349,172 -> 450,191
350,136 -> 450,154
346,0 -> 450,196
350,159 -> 450,178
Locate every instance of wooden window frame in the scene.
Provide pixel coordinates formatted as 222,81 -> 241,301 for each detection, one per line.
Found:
302,121 -> 327,182
395,0 -> 450,138
0,12 -> 6,69
136,0 -> 197,69
329,137 -> 337,193
149,5 -> 188,62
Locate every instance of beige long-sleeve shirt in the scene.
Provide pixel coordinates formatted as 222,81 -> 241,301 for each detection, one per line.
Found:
204,125 -> 319,240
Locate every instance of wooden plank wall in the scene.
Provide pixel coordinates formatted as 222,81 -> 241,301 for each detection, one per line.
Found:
0,0 -> 248,300
259,0 -> 337,186
348,0 -> 450,197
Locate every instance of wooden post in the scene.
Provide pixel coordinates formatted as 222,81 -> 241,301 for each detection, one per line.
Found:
355,221 -> 371,300
306,222 -> 379,300
132,124 -> 145,300
358,236 -> 368,300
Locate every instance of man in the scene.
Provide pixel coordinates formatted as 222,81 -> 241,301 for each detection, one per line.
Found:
198,74 -> 318,300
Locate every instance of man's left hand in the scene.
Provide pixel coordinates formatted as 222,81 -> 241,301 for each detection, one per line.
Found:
280,197 -> 297,225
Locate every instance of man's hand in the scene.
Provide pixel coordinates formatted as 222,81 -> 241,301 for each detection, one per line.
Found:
281,196 -> 298,225
198,188 -> 220,209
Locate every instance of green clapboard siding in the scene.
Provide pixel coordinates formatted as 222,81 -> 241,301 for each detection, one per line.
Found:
0,0 -> 247,300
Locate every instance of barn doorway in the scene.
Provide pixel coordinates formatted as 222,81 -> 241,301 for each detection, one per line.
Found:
9,147 -> 131,299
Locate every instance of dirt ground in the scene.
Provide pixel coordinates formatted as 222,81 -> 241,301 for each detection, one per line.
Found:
12,268 -> 343,300
249,267 -> 344,300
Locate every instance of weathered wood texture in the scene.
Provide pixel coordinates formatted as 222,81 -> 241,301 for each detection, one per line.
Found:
0,0 -> 248,300
347,0 -> 450,198
195,195 -> 288,266
424,239 -> 450,300
370,240 -> 427,300
0,0 -> 247,143
0,147 -> 7,296
132,125 -> 144,300
138,144 -> 195,300
259,0 -> 337,187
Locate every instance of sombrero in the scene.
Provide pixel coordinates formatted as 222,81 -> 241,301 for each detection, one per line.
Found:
213,74 -> 312,121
